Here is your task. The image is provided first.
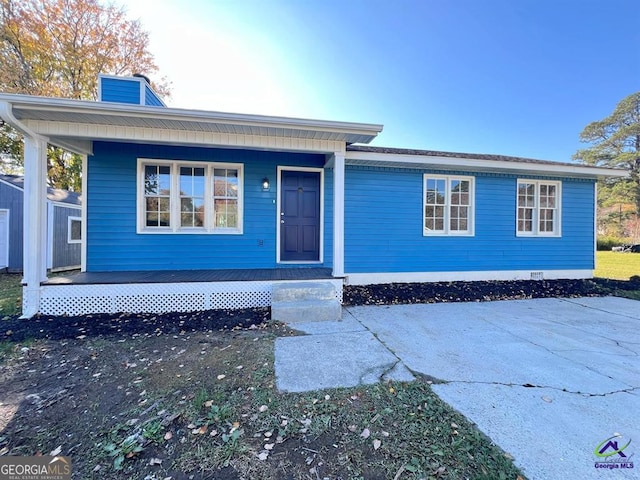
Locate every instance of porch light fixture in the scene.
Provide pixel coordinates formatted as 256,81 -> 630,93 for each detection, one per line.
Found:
262,177 -> 270,191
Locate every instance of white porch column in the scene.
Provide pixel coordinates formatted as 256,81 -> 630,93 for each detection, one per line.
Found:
22,135 -> 49,318
332,151 -> 345,277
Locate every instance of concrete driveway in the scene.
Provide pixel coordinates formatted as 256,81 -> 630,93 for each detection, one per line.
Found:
275,297 -> 640,479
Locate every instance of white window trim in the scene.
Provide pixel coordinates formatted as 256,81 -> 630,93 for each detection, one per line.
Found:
67,216 -> 82,244
137,158 -> 244,234
516,179 -> 562,237
423,174 -> 475,236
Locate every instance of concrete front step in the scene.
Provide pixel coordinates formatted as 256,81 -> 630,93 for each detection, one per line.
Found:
271,299 -> 342,323
272,281 -> 337,302
271,281 -> 342,323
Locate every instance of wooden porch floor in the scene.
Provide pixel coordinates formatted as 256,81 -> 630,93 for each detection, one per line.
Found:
43,268 -> 335,285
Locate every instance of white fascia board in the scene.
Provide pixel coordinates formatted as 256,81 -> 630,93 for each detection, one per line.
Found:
345,151 -> 628,179
0,93 -> 383,142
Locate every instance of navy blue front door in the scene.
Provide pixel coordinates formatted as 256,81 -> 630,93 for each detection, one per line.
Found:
280,170 -> 321,262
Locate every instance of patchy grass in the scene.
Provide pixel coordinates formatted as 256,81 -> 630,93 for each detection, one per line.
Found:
0,273 -> 21,316
0,325 -> 525,479
595,251 -> 640,280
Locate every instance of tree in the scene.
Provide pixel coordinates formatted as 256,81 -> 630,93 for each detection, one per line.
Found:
574,92 -> 640,239
0,0 -> 170,190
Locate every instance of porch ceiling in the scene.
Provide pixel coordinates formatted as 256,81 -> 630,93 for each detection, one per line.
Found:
0,93 -> 383,153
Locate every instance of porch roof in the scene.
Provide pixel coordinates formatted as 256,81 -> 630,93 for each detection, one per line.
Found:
0,93 -> 383,155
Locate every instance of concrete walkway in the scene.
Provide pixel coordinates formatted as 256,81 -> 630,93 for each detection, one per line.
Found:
274,296 -> 640,480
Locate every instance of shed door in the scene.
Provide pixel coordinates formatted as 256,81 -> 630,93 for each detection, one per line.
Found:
280,170 -> 321,262
0,210 -> 8,268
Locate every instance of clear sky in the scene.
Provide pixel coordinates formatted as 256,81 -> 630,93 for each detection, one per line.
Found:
120,0 -> 639,162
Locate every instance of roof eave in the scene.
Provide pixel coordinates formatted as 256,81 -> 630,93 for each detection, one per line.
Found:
345,151 -> 629,179
0,93 -> 383,144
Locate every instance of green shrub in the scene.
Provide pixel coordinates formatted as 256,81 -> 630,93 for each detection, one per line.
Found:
597,236 -> 631,251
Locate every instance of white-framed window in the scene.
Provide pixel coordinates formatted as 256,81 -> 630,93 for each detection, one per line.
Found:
137,159 -> 243,234
423,175 -> 474,236
516,179 -> 561,236
68,216 -> 82,243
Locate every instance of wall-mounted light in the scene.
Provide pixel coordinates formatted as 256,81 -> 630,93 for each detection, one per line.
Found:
262,177 -> 270,191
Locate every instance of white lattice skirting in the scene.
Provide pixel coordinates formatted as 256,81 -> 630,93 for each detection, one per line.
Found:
38,280 -> 344,316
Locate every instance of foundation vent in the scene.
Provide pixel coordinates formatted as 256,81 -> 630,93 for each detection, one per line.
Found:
530,272 -> 544,281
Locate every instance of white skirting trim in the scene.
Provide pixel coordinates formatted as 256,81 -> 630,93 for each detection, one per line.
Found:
344,269 -> 593,286
38,279 -> 344,316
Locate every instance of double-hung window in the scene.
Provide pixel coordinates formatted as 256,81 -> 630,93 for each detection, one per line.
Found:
423,175 -> 474,235
138,159 -> 243,234
516,180 -> 561,236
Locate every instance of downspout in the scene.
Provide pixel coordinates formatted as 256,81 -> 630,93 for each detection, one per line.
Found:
0,101 -> 49,318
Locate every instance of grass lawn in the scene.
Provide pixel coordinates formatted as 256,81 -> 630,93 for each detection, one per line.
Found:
0,273 -> 22,316
594,251 -> 640,280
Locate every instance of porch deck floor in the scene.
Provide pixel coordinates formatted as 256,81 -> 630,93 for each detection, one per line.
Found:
43,268 -> 335,285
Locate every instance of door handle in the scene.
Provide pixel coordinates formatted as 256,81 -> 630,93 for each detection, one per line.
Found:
281,220 -> 285,224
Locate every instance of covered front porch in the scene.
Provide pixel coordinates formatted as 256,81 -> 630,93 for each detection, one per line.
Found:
39,267 -> 342,316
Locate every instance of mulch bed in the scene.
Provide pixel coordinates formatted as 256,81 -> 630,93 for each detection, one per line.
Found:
1,278 -> 637,343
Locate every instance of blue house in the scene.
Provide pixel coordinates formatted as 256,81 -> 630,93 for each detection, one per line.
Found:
0,75 -> 625,317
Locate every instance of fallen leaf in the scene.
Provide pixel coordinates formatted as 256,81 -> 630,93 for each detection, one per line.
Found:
257,451 -> 269,461
164,431 -> 172,440
217,374 -> 226,380
451,422 -> 459,429
258,405 -> 268,413
348,425 -> 357,432
204,400 -> 214,408
264,443 -> 275,450
209,429 -> 218,437
361,428 -> 371,439
49,446 -> 62,457
373,439 -> 381,450
198,425 -> 207,434
149,458 -> 162,466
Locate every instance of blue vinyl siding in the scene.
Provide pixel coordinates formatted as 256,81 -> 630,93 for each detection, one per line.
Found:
144,84 -> 164,106
344,166 -> 595,274
99,77 -> 141,104
86,142 -> 332,271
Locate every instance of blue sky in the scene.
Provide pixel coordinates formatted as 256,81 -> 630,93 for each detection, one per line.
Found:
121,0 -> 639,162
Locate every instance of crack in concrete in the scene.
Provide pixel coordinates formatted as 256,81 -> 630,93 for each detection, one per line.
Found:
439,380 -> 640,397
561,297 -> 640,321
479,315 -> 638,390
345,307 -> 415,384
358,359 -> 400,385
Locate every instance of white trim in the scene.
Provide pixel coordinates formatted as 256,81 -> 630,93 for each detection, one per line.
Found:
332,152 -> 345,276
516,179 -> 562,237
345,269 -> 593,285
594,182 -> 598,269
81,154 -> 87,272
345,150 -> 627,179
0,209 -> 9,269
136,158 -> 244,234
67,216 -> 82,244
276,166 -> 324,264
423,174 -> 475,236
46,203 -> 53,269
